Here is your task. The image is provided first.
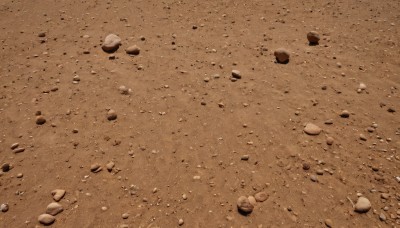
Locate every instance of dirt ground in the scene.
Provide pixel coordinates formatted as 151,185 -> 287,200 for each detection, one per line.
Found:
0,0 -> 399,227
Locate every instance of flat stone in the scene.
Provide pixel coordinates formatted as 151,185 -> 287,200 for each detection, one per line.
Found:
237,196 -> 254,214
304,123 -> 322,135
46,202 -> 63,216
90,163 -> 102,173
13,147 -> 25,153
354,197 -> 371,213
102,34 -> 121,53
51,189 -> 66,202
10,143 -> 19,150
340,110 -> 350,118
231,70 -> 242,79
38,214 -> 55,225
324,219 -> 333,227
254,191 -> 268,202
106,161 -> 115,172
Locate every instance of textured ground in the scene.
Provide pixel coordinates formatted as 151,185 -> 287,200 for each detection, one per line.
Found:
0,0 -> 399,227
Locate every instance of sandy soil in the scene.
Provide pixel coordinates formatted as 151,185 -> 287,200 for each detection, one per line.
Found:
0,0 -> 399,227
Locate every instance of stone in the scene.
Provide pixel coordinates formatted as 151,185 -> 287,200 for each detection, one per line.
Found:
307,31 -> 320,44
102,34 -> 122,53
13,147 -> 25,153
1,163 -> 10,172
310,175 -> 318,182
359,134 -> 367,141
241,155 -> 249,161
10,143 -> 19,150
254,191 -> 268,202
36,116 -> 46,125
359,83 -> 367,90
122,213 -> 129,219
51,189 -> 66,202
178,218 -> 184,226
303,123 -> 322,135
38,32 -> 46,37
38,214 -> 55,225
106,161 -> 115,172
379,213 -> 386,221
107,109 -> 117,121
17,173 -> 23,178
90,163 -> 102,173
1,203 -> 9,212
237,196 -> 254,214
119,86 -> 130,95
381,193 -> 390,200
232,70 -> 242,79
324,219 -> 333,227
340,110 -> 350,118
316,169 -> 324,175
274,48 -> 290,63
46,202 -> 63,216
248,196 -> 256,206
354,197 -> 371,213
126,45 -> 140,55
302,163 -> 310,170
326,137 -> 334,145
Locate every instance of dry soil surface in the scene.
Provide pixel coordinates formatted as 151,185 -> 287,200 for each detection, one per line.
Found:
0,0 -> 399,227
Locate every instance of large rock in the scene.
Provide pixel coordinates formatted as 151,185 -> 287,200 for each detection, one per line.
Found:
51,189 -> 66,202
38,214 -> 55,225
354,197 -> 371,213
46,202 -> 63,216
237,196 -> 254,214
274,48 -> 290,63
102,34 -> 121,53
307,31 -> 320,44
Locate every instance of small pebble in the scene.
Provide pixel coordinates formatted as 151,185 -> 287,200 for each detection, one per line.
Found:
178,218 -> 184,226
51,189 -> 66,202
303,123 -> 322,135
340,110 -> 350,118
122,213 -> 129,219
310,175 -> 318,182
1,163 -> 10,172
1,203 -> 9,212
274,48 -> 290,63
324,219 -> 333,227
17,173 -> 23,178
316,169 -> 324,175
10,143 -> 19,150
36,116 -> 46,125
231,70 -> 242,79
90,163 -> 102,173
106,161 -> 115,172
254,191 -> 268,202
248,196 -> 256,206
107,109 -> 117,121
126,45 -> 140,55
379,213 -> 386,221
307,31 -> 320,45
381,193 -> 390,200
13,147 -> 25,153
241,155 -> 249,161
302,163 -> 310,170
102,34 -> 121,53
326,137 -> 334,145
46,202 -> 63,216
38,214 -> 55,225
237,196 -> 254,214
354,197 -> 371,213
359,134 -> 367,141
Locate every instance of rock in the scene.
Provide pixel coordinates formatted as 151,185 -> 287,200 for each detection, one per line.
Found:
359,134 -> 367,141
237,196 -> 254,214
107,109 -> 117,121
340,110 -> 350,118
36,116 -> 46,125
387,107 -> 396,113
248,196 -> 256,206
10,143 -> 19,150
254,191 -> 268,202
381,193 -> 390,200
304,123 -> 322,135
126,45 -> 140,55
274,48 -> 290,63
119,86 -> 130,95
302,163 -> 310,170
379,213 -> 386,221
17,173 -> 23,178
1,203 -> 9,212
307,31 -> 320,44
13,147 -> 25,153
232,70 -> 242,79
1,163 -> 10,172
102,34 -> 122,53
324,219 -> 333,227
316,169 -> 324,175
90,163 -> 102,173
359,83 -> 367,90
178,218 -> 184,226
122,213 -> 129,219
326,137 -> 334,145
241,155 -> 249,161
310,175 -> 318,182
38,214 -> 55,225
106,161 -> 115,172
354,197 -> 371,213
51,189 -> 66,202
46,202 -> 63,216
38,32 -> 46,37
324,119 -> 333,125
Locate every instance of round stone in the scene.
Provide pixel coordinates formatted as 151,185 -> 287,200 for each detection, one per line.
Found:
302,163 -> 311,170
303,123 -> 322,135
102,34 -> 122,53
237,196 -> 254,214
254,191 -> 268,202
178,218 -> 184,226
122,213 -> 129,219
36,116 -> 46,125
274,48 -> 290,63
1,163 -> 10,172
326,137 -> 334,145
354,197 -> 371,213
126,45 -> 140,55
38,214 -> 55,225
307,31 -> 320,44
248,196 -> 256,206
1,203 -> 9,212
340,110 -> 350,118
107,109 -> 117,121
